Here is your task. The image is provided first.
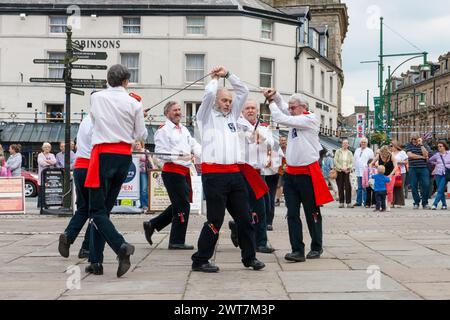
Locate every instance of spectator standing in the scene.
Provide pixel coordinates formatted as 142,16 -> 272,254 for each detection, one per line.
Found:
5,144 -> 22,177
134,140 -> 150,212
353,138 -> 374,207
429,141 -> 450,210
405,134 -> 431,209
321,149 -> 338,200
56,141 -> 76,170
334,139 -> 354,208
391,140 -> 408,207
37,142 -> 57,207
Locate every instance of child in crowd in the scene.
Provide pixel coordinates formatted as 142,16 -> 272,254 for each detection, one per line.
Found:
372,165 -> 393,212
362,159 -> 377,208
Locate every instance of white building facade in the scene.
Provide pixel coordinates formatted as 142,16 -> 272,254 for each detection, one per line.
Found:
0,0 -> 341,133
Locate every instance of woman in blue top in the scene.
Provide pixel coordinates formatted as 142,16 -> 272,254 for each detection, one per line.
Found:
429,141 -> 450,210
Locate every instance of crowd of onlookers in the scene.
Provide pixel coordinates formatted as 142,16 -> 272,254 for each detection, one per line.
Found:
319,134 -> 450,211
2,133 -> 449,213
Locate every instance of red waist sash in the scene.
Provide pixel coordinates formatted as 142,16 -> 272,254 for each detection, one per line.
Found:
74,157 -> 90,169
85,142 -> 132,188
163,162 -> 193,202
202,163 -> 269,199
286,162 -> 334,206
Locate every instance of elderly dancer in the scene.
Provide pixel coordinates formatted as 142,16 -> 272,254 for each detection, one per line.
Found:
143,101 -> 201,250
85,64 -> 148,277
228,99 -> 275,253
264,89 -> 333,262
191,66 -> 265,273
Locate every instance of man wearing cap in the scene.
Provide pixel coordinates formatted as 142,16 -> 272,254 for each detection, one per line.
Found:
143,101 -> 201,250
85,64 -> 148,278
191,66 -> 265,273
264,89 -> 333,262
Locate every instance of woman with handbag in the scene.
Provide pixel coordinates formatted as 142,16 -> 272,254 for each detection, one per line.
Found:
429,141 -> 450,210
391,141 -> 407,207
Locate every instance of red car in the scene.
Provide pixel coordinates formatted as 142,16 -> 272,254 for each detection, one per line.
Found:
21,170 -> 39,197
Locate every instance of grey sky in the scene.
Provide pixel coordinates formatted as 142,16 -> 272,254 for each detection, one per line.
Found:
342,0 -> 450,115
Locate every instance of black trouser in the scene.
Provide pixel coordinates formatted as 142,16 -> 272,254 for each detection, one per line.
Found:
283,173 -> 322,255
192,172 -> 256,266
88,154 -> 131,264
149,171 -> 191,245
336,171 -> 352,204
375,191 -> 387,211
366,187 -> 375,207
230,178 -> 268,248
64,168 -> 90,251
264,174 -> 279,226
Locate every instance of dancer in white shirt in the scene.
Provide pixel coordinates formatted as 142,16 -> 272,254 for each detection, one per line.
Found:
85,64 -> 148,278
143,101 -> 201,250
264,89 -> 333,262
191,66 -> 265,273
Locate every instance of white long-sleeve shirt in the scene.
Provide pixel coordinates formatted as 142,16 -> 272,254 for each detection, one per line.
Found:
154,119 -> 201,167
269,93 -> 322,166
90,86 -> 148,146
237,117 -> 274,170
76,115 -> 93,160
196,74 -> 249,164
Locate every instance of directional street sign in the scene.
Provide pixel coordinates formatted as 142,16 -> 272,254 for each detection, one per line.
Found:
71,78 -> 107,85
73,51 -> 107,60
29,77 -> 65,83
71,64 -> 107,70
70,89 -> 85,96
71,42 -> 84,51
33,59 -> 65,64
72,83 -> 107,89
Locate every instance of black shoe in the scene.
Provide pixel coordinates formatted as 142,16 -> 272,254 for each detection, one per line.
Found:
353,203 -> 362,207
192,262 -> 220,273
143,221 -> 155,246
267,225 -> 273,231
78,248 -> 89,259
117,243 -> 135,278
168,244 -> 194,250
256,246 -> 275,254
306,249 -> 324,259
285,252 -> 306,262
58,233 -> 70,258
244,259 -> 266,270
229,221 -> 238,248
85,263 -> 103,275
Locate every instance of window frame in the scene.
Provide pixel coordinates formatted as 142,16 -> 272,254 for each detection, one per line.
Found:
120,52 -> 140,83
49,16 -> 67,34
122,16 -> 142,35
260,58 -> 275,88
261,20 -> 274,40
185,53 -> 206,84
185,16 -> 206,36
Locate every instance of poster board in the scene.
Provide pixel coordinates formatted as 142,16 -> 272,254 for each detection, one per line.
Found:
41,168 -> 64,208
111,155 -> 142,213
148,170 -> 203,215
0,177 -> 25,214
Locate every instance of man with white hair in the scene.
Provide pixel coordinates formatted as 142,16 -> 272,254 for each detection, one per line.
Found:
228,99 -> 274,254
143,101 -> 201,250
191,66 -> 265,273
353,138 -> 374,208
264,89 -> 333,262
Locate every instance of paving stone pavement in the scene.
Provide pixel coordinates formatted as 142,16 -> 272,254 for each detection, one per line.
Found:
0,198 -> 450,300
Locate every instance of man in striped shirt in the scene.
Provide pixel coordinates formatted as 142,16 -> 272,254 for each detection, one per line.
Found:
405,133 -> 431,210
